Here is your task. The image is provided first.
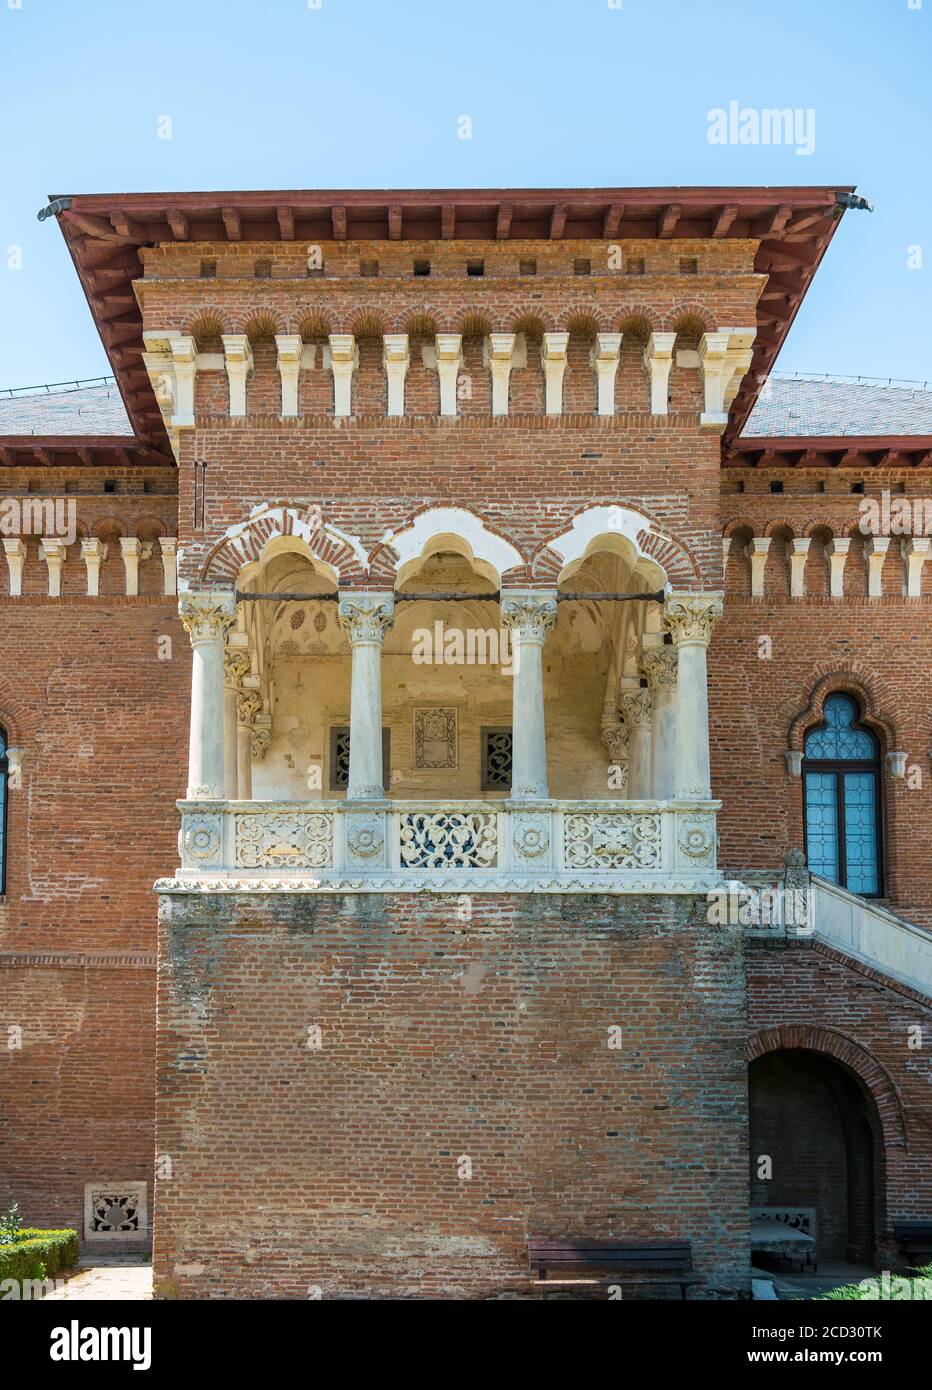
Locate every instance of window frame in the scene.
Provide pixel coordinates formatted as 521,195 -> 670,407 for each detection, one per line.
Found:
801,697 -> 884,898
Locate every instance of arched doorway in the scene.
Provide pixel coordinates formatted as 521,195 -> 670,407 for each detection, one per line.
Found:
748,1049 -> 884,1265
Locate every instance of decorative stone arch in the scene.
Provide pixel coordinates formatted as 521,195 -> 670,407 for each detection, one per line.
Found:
661,302 -> 717,336
200,502 -> 368,587
377,505 -> 524,589
535,503 -> 701,590
786,664 -> 898,754
747,1025 -> 908,1151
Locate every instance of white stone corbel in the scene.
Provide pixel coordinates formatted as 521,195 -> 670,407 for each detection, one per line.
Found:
746,537 -> 771,597
826,538 -> 851,598
40,539 -> 66,598
785,750 -> 803,777
119,537 -> 141,596
541,331 -> 570,416
275,334 -> 303,418
487,333 -> 516,417
221,334 -> 254,417
697,330 -> 731,426
159,537 -> 178,596
382,334 -> 410,417
81,538 -> 106,597
143,332 -> 197,431
434,333 -> 463,417
886,751 -> 908,779
592,332 -> 622,416
788,538 -> 811,598
3,538 -> 26,597
328,333 -> 357,417
5,746 -> 23,789
902,536 -> 930,597
643,332 -> 676,415
865,536 -> 891,598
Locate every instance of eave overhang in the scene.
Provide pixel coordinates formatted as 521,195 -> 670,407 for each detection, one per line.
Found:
726,435 -> 932,468
46,185 -> 856,451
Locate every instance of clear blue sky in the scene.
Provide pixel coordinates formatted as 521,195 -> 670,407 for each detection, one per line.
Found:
1,0 -> 930,391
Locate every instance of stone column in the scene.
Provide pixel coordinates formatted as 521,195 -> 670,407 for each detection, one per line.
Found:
383,334 -> 410,416
593,332 -> 622,415
40,539 -> 66,598
81,539 -> 106,597
540,333 -> 569,416
643,332 -> 676,414
621,687 -> 653,799
488,333 -> 516,416
222,334 -> 253,417
434,333 -> 463,417
501,591 -> 557,799
179,593 -> 237,799
788,538 -> 810,598
902,536 -> 930,597
237,679 -> 263,800
120,537 -> 141,596
640,646 -> 678,800
746,537 -> 771,597
337,593 -> 395,798
223,644 -> 250,800
664,593 -> 723,800
3,539 -> 26,597
159,537 -> 177,596
329,333 -> 357,417
275,334 -> 303,417
865,536 -> 890,598
826,538 -> 850,598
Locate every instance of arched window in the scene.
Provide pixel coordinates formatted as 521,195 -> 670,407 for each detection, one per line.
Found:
803,695 -> 882,896
0,727 -> 7,895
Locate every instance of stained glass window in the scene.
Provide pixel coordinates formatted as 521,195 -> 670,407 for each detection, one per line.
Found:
803,695 -> 881,896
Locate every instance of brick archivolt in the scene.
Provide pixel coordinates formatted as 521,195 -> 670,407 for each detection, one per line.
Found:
203,499 -> 701,593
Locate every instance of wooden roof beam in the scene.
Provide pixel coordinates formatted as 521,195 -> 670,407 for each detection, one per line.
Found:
221,206 -> 242,240
166,209 -> 189,240
277,205 -> 295,240
550,203 -> 567,239
659,204 -> 682,237
602,203 -> 624,238
496,203 -> 513,239
332,205 -> 347,240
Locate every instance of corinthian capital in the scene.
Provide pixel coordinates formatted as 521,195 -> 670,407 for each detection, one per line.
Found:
621,687 -> 653,728
500,591 -> 558,643
663,592 -> 723,647
223,648 -> 251,686
337,592 -> 395,644
640,645 -> 678,690
179,592 -> 237,643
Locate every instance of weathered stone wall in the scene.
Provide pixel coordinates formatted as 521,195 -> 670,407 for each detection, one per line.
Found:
154,891 -> 750,1299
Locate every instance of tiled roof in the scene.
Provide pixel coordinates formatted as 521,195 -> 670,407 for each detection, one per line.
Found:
2,373 -> 932,441
0,381 -> 131,435
744,376 -> 932,437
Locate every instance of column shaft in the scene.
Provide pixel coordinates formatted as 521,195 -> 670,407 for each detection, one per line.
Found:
338,594 -> 395,798
180,595 -> 236,799
501,593 -> 557,798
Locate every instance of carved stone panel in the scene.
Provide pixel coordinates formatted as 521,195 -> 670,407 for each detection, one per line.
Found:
413,707 -> 458,769
511,811 -> 551,867
235,812 -> 333,869
399,811 -> 498,869
181,813 -> 223,869
84,1181 -> 147,1243
345,811 -> 387,869
563,811 -> 662,871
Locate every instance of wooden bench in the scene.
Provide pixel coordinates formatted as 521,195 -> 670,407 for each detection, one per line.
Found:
893,1222 -> 932,1265
527,1238 -> 697,1298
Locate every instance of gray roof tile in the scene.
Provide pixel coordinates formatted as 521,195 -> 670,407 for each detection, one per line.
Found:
744,377 -> 932,437
0,382 -> 131,436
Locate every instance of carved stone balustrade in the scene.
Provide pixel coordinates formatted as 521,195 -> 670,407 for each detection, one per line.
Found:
162,798 -> 722,894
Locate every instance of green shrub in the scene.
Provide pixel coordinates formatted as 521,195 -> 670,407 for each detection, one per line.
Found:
815,1261 -> 932,1300
0,1229 -> 79,1284
0,1204 -> 22,1244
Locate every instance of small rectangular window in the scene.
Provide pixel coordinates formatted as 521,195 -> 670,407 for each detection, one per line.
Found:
329,727 -> 390,791
103,479 -> 117,494
851,481 -> 865,494
254,258 -> 272,278
200,259 -> 217,278
679,257 -> 698,275
467,259 -> 485,277
519,259 -> 537,276
360,259 -> 379,277
413,259 -> 431,277
573,258 -> 591,276
481,728 -> 513,791
626,257 -> 645,276
770,481 -> 784,494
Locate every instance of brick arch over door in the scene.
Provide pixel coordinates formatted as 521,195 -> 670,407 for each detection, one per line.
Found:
747,1025 -> 908,1153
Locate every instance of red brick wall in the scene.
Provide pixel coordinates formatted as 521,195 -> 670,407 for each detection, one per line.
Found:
154,892 -> 750,1299
0,597 -> 187,1235
747,942 -> 932,1264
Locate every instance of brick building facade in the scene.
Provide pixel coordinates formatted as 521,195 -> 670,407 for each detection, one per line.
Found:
0,187 -> 929,1297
